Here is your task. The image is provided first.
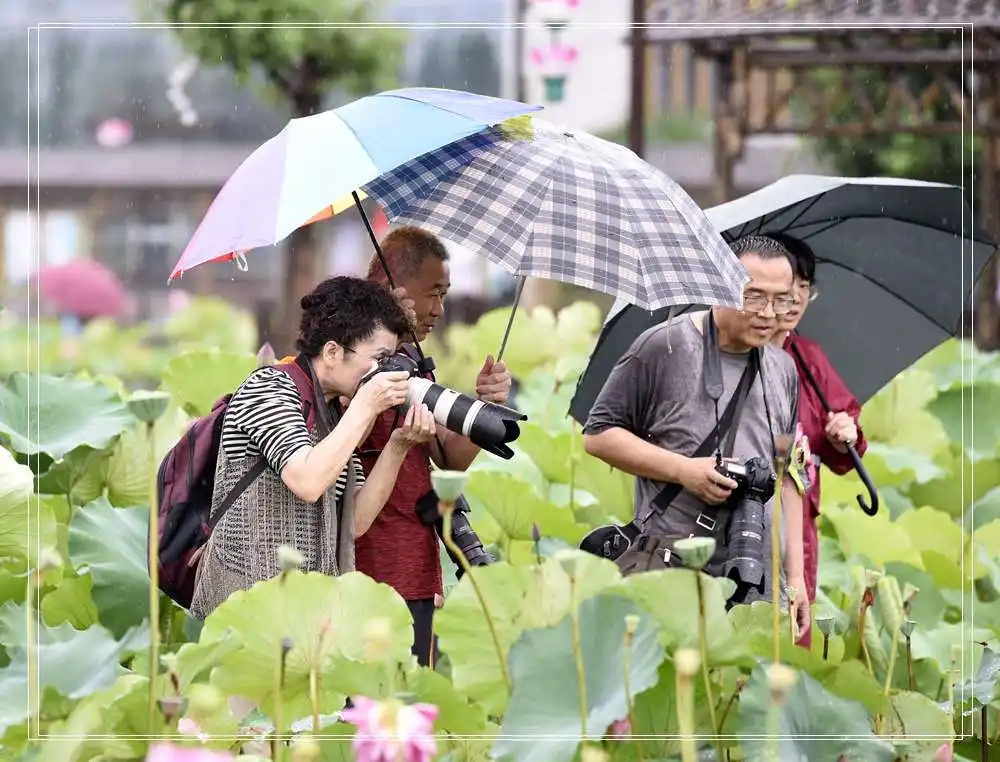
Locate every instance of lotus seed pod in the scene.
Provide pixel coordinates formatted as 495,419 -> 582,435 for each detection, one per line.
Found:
363,617 -> 394,662
187,683 -> 227,718
674,647 -> 701,679
767,663 -> 799,700
430,469 -> 469,502
531,523 -> 541,543
815,616 -> 836,637
291,735 -> 322,762
127,389 -> 171,423
278,544 -> 304,572
900,619 -> 916,638
673,536 -> 716,570
624,614 -> 640,636
281,637 -> 294,654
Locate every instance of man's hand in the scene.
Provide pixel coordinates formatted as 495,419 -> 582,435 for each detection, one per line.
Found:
475,354 -> 512,405
787,576 -> 811,640
678,457 -> 738,505
824,411 -> 858,453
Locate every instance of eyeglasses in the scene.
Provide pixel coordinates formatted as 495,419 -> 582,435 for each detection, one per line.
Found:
743,291 -> 797,315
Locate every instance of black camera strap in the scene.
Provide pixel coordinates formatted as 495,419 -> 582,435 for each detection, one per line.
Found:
619,313 -> 760,545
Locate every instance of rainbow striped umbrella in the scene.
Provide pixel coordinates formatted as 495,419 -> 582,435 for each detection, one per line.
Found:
169,88 -> 542,281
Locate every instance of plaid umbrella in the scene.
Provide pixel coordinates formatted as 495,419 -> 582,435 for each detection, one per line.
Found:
361,119 -> 748,311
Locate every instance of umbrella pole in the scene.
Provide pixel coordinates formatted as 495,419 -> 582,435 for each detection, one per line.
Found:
497,275 -> 527,363
351,191 -> 430,365
787,340 -> 879,517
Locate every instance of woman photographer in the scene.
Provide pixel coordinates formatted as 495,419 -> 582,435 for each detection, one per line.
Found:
191,276 -> 437,620
769,235 -> 868,648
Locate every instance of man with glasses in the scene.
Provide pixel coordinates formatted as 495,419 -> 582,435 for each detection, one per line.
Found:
583,235 -> 810,638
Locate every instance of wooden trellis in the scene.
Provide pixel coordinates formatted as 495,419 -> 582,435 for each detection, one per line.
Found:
644,0 -> 1000,348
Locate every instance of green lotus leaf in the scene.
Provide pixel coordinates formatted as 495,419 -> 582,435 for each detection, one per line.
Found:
36,672 -> 153,762
35,445 -> 109,508
0,473 -> 58,574
861,368 -> 950,460
0,605 -> 148,737
894,506 -> 965,589
881,690 -> 953,758
927,381 -> 1000,461
737,664 -> 895,762
910,622 -> 995,674
969,520 -> 1000,579
199,570 -> 413,723
159,348 -> 257,418
103,406 -> 189,508
403,666 -> 489,736
171,629 -> 244,691
493,595 -> 665,762
821,503 -> 923,570
859,442 -> 946,491
514,422 -> 575,484
163,295 -> 258,354
68,498 -> 149,638
573,454 -> 634,525
464,471 -> 590,545
954,646 -> 1000,709
615,568 -> 738,663
435,559 -> 612,716
40,573 -> 98,630
968,485 -> 1000,529
0,372 -> 135,460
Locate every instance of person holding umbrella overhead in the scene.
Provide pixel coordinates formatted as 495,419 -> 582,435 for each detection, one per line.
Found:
768,233 -> 868,648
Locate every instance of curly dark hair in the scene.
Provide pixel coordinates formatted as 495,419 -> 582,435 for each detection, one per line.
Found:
296,276 -> 411,356
366,226 -> 450,283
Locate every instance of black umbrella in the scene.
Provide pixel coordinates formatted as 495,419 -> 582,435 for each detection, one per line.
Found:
569,176 -> 997,509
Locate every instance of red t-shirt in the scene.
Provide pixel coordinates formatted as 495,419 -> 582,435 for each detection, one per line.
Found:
354,409 -> 443,601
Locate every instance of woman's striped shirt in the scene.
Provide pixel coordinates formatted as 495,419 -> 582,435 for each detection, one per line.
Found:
220,367 -> 365,501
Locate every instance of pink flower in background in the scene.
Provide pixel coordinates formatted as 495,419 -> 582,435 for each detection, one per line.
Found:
341,696 -> 438,762
176,717 -> 210,742
931,745 -> 953,762
607,718 -> 631,736
528,0 -> 581,6
146,743 -> 234,762
529,43 -> 580,76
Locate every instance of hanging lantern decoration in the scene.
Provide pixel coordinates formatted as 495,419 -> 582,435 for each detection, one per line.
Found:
526,0 -> 581,104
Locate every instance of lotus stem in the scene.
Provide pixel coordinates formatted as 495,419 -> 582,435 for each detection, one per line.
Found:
146,421 -> 161,733
717,676 -> 746,732
764,664 -> 797,762
695,572 -> 722,759
675,649 -> 700,762
905,636 -> 915,690
273,637 -> 292,760
26,566 -> 39,739
441,501 -> 511,692
859,583 -> 875,676
309,667 -> 320,739
622,616 -> 642,762
569,421 -> 578,516
823,633 -> 830,660
569,571 -> 589,739
882,613 -> 902,697
771,458 -> 785,666
981,705 -> 988,762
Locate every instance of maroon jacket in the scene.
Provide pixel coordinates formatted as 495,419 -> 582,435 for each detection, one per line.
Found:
784,333 -> 868,520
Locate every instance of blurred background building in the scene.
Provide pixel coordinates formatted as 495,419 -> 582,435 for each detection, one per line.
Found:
1,0 -> 826,330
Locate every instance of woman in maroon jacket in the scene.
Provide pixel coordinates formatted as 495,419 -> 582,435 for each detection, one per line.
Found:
770,234 -> 868,648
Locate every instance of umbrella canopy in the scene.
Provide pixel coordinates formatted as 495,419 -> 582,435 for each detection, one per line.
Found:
33,260 -> 127,320
362,118 -> 749,311
569,175 -> 998,424
169,88 -> 542,281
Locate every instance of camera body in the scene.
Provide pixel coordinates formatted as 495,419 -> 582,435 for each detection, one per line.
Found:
416,490 -> 495,574
716,455 -> 776,602
359,351 -> 526,460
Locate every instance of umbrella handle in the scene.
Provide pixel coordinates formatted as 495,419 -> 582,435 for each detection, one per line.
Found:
846,442 -> 879,516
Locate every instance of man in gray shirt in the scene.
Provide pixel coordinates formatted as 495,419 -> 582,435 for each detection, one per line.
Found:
583,235 -> 810,638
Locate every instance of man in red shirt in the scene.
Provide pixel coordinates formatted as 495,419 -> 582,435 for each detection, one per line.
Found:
357,227 -> 512,667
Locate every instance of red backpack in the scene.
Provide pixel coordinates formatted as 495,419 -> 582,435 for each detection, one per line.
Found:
153,356 -> 317,609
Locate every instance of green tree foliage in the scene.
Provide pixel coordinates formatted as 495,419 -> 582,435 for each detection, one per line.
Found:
157,0 -> 406,353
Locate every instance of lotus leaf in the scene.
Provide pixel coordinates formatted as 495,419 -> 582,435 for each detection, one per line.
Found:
199,570 -> 413,722
40,573 -> 99,630
68,498 -> 150,638
0,609 -> 148,736
0,372 -> 134,460
927,381 -> 1000,460
464,471 -> 590,545
160,348 -> 257,418
737,664 -> 895,761
881,690 -> 954,760
493,595 -> 665,762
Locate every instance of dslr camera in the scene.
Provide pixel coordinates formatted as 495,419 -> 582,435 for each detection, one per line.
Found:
716,455 -> 777,603
359,352 -> 526,460
416,490 -> 495,575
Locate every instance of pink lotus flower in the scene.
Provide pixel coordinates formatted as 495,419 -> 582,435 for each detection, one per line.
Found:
931,744 -> 953,762
176,717 -> 210,742
146,743 -> 234,762
607,718 -> 631,736
341,696 -> 439,762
